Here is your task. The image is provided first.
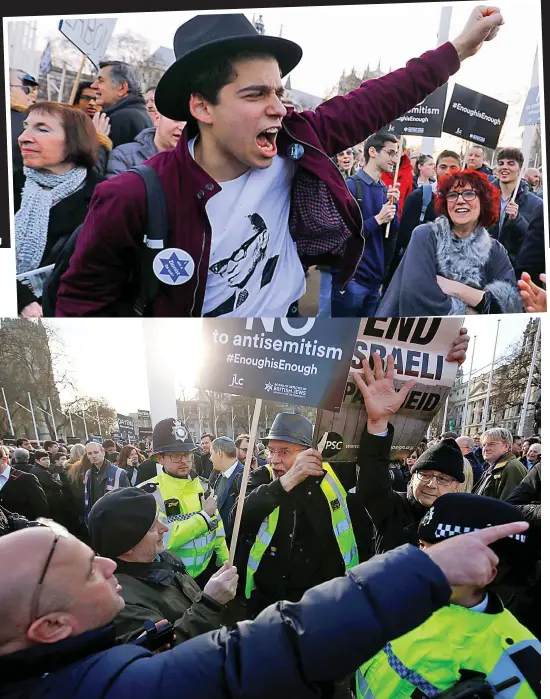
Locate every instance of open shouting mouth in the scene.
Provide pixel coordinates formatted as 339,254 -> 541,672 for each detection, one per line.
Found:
256,127 -> 279,156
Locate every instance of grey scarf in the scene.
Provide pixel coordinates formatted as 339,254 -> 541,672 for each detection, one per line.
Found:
15,166 -> 87,274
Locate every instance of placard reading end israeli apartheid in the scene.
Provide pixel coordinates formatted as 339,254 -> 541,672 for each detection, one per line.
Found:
314,317 -> 463,461
198,318 -> 360,411
385,84 -> 448,137
442,84 -> 508,150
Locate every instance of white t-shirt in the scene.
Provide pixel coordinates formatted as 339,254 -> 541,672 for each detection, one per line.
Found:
188,137 -> 306,317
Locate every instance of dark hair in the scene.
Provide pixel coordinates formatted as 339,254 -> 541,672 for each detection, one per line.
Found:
26,102 -> 98,169
235,433 -> 250,448
117,444 -> 143,467
364,131 -> 399,163
435,169 -> 501,229
34,450 -> 49,461
436,150 -> 461,167
524,436 -> 540,446
513,435 -> 523,442
102,439 -> 116,450
16,438 -> 29,447
74,80 -> 94,105
44,440 -> 57,451
496,147 -> 524,168
52,451 -> 66,463
188,50 -> 278,132
441,431 -> 458,440
414,153 -> 434,177
138,442 -> 147,451
201,433 -> 215,441
98,61 -> 142,95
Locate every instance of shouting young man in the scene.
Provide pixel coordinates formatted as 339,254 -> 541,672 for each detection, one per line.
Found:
56,8 -> 505,318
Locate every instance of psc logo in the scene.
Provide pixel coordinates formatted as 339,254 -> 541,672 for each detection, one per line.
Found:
321,432 -> 344,458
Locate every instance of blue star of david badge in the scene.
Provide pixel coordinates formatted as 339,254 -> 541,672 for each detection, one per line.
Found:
153,248 -> 195,286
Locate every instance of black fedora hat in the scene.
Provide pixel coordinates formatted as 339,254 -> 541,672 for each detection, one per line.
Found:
155,13 -> 303,121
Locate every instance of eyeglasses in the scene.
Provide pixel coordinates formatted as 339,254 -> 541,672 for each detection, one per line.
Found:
78,95 -> 96,102
265,447 -> 303,459
381,148 -> 399,158
29,519 -> 69,625
11,84 -> 35,94
445,190 -> 478,202
166,452 -> 193,463
415,471 -> 456,487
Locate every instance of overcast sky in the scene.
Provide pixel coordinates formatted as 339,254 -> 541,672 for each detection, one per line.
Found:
7,0 -> 542,148
44,315 -> 536,415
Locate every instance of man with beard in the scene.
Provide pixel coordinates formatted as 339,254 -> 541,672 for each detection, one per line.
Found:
56,7 -> 505,317
331,131 -> 400,317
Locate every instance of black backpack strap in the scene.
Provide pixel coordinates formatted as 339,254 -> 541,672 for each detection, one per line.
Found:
348,174 -> 364,208
128,164 -> 168,316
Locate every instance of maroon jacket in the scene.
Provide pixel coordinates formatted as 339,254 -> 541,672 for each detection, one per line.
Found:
56,42 -> 459,317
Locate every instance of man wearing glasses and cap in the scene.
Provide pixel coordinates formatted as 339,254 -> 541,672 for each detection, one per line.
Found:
57,7 -> 505,318
9,69 -> 39,213
138,418 -> 228,587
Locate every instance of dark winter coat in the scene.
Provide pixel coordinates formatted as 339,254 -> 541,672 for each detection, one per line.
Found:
506,462 -> 541,531
11,104 -> 27,220
211,462 -> 245,540
0,467 -> 49,521
112,551 -> 224,645
514,205 -> 545,282
103,94 -> 153,149
233,455 -> 373,616
55,42 -> 460,317
488,180 -> 544,267
376,217 -> 524,317
106,127 -> 159,178
474,452 -> 527,500
356,425 -> 429,554
0,545 -> 451,699
30,463 -> 66,522
135,458 -> 158,485
464,449 -> 484,486
16,170 -> 105,313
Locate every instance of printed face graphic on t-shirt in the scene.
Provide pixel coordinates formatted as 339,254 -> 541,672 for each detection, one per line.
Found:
209,213 -> 269,289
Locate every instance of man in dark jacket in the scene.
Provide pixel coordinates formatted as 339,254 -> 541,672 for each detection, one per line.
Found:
198,433 -> 215,480
91,61 -> 152,149
30,451 -> 68,525
12,448 -> 32,473
488,147 -> 544,267
106,114 -> 185,178
515,205 -> 545,283
0,447 -> 49,521
456,435 -> 484,486
88,487 -> 237,645
83,442 -> 129,521
330,131 -> 400,316
56,8 -> 502,317
386,150 -> 461,283
210,436 -> 244,540
354,333 -> 469,555
466,144 -> 493,175
0,505 -> 526,699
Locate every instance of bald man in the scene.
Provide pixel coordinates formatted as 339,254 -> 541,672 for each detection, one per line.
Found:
456,435 -> 484,486
524,168 -> 543,199
0,520 -> 528,698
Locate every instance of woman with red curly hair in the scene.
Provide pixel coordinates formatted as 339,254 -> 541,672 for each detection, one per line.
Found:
376,169 -> 523,316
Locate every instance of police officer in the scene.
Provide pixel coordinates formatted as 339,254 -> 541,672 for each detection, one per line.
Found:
139,418 -> 228,588
235,412 -> 366,618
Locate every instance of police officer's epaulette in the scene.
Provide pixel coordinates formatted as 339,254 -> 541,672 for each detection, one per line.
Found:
140,482 -> 158,493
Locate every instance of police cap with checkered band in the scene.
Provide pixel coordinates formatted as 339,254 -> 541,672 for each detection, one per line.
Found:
152,418 -> 197,454
418,493 -> 528,567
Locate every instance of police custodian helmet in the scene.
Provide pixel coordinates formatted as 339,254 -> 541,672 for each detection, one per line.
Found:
152,418 -> 197,454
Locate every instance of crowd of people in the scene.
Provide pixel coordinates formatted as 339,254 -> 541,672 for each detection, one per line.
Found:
9,7 -> 546,318
0,328 -> 541,697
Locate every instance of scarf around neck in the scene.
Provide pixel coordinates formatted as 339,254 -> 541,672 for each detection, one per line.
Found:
15,166 -> 87,274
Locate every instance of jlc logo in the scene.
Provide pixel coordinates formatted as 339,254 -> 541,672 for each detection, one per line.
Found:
229,374 -> 244,387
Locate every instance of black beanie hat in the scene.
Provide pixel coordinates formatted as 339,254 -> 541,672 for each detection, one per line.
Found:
410,438 -> 465,483
88,487 -> 157,560
418,493 -> 527,567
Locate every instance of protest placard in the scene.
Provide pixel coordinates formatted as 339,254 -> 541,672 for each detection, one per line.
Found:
385,84 -> 448,137
519,86 -> 540,127
59,18 -> 117,68
313,317 -> 463,462
137,410 -> 151,421
198,318 -> 360,412
442,84 -> 508,150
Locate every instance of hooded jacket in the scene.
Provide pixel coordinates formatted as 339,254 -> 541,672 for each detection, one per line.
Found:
106,127 -> 159,178
55,42 -> 460,317
376,217 -> 524,317
103,94 -> 153,149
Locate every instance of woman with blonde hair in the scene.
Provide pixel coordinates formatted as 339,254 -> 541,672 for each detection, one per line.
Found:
68,443 -> 85,465
66,452 -> 92,541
